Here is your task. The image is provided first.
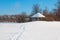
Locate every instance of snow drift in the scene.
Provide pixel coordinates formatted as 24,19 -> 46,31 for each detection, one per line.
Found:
0,21 -> 60,40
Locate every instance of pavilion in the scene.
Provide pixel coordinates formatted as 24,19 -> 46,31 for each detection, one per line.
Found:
31,12 -> 45,21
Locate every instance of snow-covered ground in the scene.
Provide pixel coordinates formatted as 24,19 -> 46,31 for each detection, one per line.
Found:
0,21 -> 60,40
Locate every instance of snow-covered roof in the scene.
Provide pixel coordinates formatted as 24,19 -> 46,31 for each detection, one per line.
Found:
32,13 -> 45,17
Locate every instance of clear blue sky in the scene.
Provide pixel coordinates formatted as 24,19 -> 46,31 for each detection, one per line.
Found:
0,0 -> 57,15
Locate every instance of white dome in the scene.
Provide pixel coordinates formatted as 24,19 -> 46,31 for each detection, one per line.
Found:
32,13 -> 45,17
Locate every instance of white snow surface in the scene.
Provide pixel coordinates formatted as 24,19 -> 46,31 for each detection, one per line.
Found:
0,21 -> 60,40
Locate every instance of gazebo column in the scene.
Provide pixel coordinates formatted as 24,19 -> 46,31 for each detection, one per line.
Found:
41,18 -> 42,21
37,17 -> 39,21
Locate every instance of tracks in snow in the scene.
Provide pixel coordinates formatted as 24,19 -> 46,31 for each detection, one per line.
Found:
11,25 -> 25,40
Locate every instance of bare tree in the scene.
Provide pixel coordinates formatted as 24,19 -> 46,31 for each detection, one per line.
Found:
43,7 -> 49,17
17,12 -> 27,23
56,0 -> 60,18
30,4 -> 40,16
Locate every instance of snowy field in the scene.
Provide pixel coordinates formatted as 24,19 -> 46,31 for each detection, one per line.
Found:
0,21 -> 60,40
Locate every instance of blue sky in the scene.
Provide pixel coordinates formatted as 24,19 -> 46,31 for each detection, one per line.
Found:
0,0 -> 57,15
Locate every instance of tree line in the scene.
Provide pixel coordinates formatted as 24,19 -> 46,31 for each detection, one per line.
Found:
0,0 -> 60,22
